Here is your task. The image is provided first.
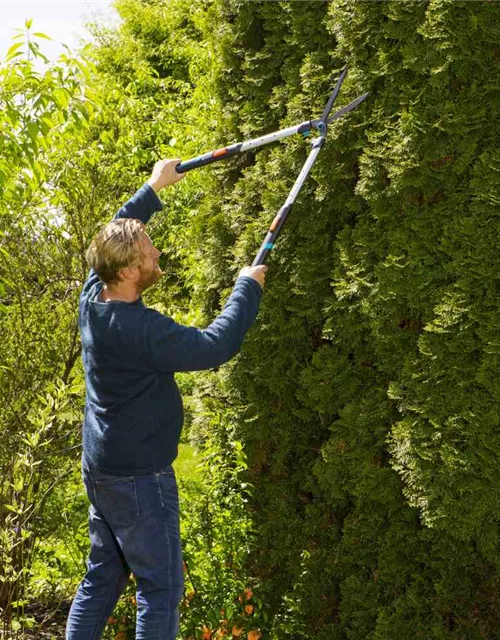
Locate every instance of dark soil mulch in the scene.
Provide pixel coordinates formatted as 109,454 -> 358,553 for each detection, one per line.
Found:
1,600 -> 72,639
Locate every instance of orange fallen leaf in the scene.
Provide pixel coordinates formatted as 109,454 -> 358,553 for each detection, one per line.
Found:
201,625 -> 212,640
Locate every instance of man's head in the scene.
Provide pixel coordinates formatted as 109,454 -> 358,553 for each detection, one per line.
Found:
86,219 -> 163,293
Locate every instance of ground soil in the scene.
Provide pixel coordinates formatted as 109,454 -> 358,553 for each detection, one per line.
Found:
1,600 -> 71,639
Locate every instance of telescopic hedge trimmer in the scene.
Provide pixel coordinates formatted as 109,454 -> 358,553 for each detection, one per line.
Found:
175,67 -> 368,266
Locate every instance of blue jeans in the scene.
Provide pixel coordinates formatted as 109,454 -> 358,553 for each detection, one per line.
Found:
66,464 -> 184,640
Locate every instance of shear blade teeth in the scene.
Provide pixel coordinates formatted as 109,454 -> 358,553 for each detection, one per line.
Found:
326,92 -> 369,124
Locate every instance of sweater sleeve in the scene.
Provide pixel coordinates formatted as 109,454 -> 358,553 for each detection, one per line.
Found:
81,183 -> 163,297
114,182 -> 163,224
146,276 -> 263,372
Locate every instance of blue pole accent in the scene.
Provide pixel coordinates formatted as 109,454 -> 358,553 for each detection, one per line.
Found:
264,243 -> 275,250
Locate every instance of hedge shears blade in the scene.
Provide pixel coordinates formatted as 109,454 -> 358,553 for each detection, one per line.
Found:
174,67 -> 369,265
317,91 -> 370,127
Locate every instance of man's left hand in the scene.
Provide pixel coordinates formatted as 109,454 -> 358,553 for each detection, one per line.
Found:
147,159 -> 185,193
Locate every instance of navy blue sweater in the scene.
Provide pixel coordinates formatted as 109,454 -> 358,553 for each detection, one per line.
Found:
79,183 -> 262,475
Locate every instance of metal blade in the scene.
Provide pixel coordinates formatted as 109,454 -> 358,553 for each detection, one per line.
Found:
319,66 -> 348,124
324,92 -> 370,125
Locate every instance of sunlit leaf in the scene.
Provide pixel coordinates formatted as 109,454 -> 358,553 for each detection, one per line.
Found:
5,42 -> 23,60
27,120 -> 38,142
33,32 -> 52,41
54,87 -> 70,108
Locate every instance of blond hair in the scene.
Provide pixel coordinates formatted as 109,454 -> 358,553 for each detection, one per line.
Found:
86,218 -> 146,285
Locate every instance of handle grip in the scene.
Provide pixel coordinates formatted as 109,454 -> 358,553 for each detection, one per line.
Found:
252,243 -> 273,267
175,144 -> 241,173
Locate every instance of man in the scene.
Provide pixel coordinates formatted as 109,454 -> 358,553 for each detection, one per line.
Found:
66,159 -> 267,639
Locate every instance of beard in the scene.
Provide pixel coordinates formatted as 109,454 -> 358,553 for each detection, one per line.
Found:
137,262 -> 163,293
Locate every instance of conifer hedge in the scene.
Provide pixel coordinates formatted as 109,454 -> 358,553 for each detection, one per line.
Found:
91,1 -> 500,637
188,2 -> 500,638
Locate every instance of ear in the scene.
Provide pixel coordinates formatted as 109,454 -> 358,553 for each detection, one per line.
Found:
119,265 -> 139,282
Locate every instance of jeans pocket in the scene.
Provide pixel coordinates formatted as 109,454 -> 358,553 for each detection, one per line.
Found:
94,476 -> 139,526
154,471 -> 179,513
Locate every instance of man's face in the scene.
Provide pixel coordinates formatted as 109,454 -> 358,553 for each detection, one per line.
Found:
135,233 -> 163,292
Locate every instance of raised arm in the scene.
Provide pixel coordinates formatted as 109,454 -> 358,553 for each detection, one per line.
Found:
115,158 -> 185,224
146,275 -> 264,373
81,159 -> 185,294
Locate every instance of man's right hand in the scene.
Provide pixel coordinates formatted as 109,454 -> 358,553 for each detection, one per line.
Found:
238,265 -> 268,289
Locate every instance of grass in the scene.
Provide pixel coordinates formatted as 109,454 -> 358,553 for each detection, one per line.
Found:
173,442 -> 203,482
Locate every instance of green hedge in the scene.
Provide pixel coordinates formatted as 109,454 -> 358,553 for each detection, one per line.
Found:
191,2 -> 500,638
88,1 -> 500,637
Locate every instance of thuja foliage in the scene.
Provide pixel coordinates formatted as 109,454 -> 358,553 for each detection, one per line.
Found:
5,1 -> 500,638
142,1 -> 500,638
74,0 -> 500,637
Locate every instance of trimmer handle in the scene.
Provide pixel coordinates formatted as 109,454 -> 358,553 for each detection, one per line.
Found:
176,145 -> 240,173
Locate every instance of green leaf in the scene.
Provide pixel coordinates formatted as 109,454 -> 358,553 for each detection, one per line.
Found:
5,51 -> 23,62
23,616 -> 36,629
25,18 -> 33,29
27,120 -> 38,142
38,116 -> 52,136
54,88 -> 70,109
33,32 -> 52,41
6,42 -> 23,60
4,504 -> 21,514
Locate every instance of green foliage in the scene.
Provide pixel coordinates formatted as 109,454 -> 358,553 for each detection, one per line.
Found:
178,427 -> 267,640
94,434 -> 265,640
153,1 -> 500,638
0,27 -> 96,631
47,0 -> 500,636
4,1 -> 500,638
173,443 -> 202,480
